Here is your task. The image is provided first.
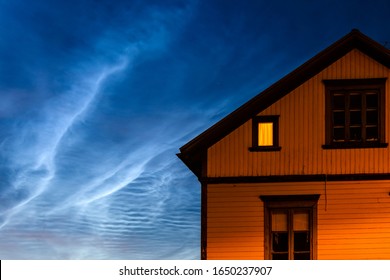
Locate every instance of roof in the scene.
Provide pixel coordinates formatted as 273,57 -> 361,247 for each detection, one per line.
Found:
178,29 -> 390,178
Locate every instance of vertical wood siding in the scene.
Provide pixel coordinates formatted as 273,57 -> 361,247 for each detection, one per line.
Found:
207,50 -> 390,177
207,181 -> 390,260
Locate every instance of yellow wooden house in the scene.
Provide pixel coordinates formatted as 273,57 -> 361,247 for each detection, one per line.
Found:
178,29 -> 390,260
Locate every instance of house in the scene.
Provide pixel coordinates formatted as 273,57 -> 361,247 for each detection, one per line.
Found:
177,29 -> 390,260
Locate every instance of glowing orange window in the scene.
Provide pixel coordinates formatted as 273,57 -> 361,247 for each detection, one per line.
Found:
250,116 -> 281,152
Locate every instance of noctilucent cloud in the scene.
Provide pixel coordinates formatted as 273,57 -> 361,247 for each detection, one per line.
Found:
0,0 -> 389,259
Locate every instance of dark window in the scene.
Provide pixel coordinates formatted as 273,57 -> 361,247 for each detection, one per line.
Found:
260,195 -> 320,260
323,79 -> 387,149
249,116 -> 281,152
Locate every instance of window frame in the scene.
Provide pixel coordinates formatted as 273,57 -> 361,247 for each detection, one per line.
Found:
323,78 -> 387,149
260,195 -> 320,260
249,115 -> 281,152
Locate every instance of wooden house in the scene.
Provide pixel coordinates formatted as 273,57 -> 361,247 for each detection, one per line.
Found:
178,29 -> 390,260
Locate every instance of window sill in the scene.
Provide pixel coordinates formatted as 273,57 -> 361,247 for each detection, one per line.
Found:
249,146 -> 282,152
322,142 -> 388,149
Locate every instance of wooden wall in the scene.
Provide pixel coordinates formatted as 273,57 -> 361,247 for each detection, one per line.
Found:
207,181 -> 390,260
207,49 -> 390,177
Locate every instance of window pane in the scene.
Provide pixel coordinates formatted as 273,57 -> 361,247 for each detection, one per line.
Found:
272,253 -> 289,260
349,93 -> 362,109
258,122 -> 273,146
333,111 -> 345,126
366,110 -> 378,125
294,232 -> 310,252
350,111 -> 361,125
349,127 -> 362,141
294,253 -> 310,260
333,127 -> 345,141
366,93 -> 378,108
293,212 -> 309,231
332,94 -> 345,109
272,232 -> 288,252
271,212 -> 287,231
366,126 -> 378,141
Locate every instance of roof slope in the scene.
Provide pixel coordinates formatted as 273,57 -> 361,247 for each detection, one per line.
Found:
178,29 -> 390,178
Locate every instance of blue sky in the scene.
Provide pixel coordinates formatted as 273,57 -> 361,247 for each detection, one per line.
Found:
0,0 -> 389,259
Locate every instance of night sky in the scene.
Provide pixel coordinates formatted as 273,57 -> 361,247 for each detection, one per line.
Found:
0,0 -> 389,259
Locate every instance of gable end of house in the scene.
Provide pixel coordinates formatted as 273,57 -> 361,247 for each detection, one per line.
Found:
178,29 -> 390,179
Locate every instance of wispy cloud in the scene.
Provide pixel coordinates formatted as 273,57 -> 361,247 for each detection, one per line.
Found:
0,0 -> 202,259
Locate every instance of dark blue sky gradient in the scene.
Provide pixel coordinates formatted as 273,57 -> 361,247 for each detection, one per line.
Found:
0,0 -> 389,259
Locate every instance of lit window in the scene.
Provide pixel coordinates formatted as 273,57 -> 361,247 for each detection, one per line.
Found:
260,195 -> 320,260
250,116 -> 281,151
258,122 -> 274,146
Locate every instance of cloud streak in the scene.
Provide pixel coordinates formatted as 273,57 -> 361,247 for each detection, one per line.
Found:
0,0 -> 202,259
